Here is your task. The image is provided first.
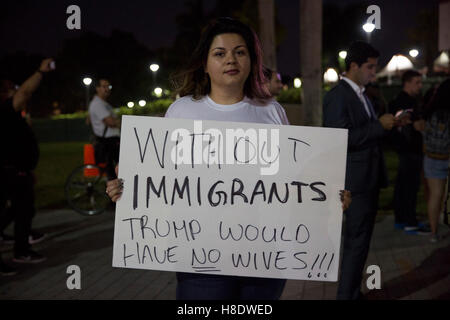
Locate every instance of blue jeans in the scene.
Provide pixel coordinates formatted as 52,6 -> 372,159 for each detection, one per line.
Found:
176,272 -> 286,300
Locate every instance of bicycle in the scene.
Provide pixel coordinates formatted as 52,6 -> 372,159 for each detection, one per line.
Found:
64,144 -> 111,216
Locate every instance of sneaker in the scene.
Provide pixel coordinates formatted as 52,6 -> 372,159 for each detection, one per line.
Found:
405,225 -> 432,235
12,250 -> 46,264
28,231 -> 47,245
0,233 -> 15,245
0,262 -> 18,276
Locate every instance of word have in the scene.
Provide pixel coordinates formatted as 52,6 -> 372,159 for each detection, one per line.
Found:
133,175 -> 326,209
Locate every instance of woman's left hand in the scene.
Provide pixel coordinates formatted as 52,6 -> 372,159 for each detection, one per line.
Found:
340,190 -> 352,211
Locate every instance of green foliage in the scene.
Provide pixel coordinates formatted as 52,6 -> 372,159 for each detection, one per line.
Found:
276,88 -> 302,104
116,98 -> 173,116
51,111 -> 88,120
51,99 -> 173,120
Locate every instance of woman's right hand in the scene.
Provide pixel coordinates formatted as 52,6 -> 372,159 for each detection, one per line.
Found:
106,165 -> 123,202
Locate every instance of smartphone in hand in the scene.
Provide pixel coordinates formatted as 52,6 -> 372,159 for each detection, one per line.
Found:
394,109 -> 413,127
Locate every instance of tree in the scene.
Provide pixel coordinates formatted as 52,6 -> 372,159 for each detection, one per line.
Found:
407,8 -> 439,72
258,0 -> 277,70
300,0 -> 322,126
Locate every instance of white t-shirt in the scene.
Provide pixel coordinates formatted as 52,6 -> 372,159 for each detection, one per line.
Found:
165,95 -> 290,125
88,95 -> 120,138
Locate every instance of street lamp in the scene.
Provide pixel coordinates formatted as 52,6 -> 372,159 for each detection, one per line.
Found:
324,68 -> 339,83
339,51 -> 347,60
154,87 -> 163,98
127,102 -> 134,108
294,78 -> 302,89
362,23 -> 376,33
150,63 -> 159,84
409,49 -> 419,58
138,100 -> 146,107
82,77 -> 92,109
150,64 -> 159,72
362,22 -> 375,43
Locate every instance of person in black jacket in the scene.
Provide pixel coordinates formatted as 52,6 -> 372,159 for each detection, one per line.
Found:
323,41 -> 395,300
388,70 -> 430,235
0,58 -> 54,266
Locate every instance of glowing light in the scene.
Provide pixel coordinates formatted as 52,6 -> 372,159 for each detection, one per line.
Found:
294,78 -> 302,88
362,23 -> 376,33
339,51 -> 347,59
324,68 -> 339,83
154,87 -> 163,97
127,102 -> 134,108
386,55 -> 413,72
83,77 -> 92,86
150,64 -> 160,72
138,100 -> 146,107
409,49 -> 419,58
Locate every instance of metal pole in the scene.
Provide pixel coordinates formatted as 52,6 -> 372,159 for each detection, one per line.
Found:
85,86 -> 89,109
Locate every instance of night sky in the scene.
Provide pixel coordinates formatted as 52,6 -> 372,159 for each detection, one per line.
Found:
0,0 -> 440,77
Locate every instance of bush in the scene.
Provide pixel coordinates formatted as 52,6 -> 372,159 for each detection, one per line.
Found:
277,88 -> 302,104
117,98 -> 173,116
51,98 -> 174,120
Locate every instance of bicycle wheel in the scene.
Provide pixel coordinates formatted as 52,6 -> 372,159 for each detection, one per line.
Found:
65,164 -> 110,216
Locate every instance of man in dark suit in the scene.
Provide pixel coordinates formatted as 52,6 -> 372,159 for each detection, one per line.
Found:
323,41 -> 395,300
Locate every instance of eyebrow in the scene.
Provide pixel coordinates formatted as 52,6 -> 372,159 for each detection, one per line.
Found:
211,45 -> 247,51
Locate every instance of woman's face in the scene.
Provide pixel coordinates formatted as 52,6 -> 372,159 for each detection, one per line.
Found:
205,33 -> 251,94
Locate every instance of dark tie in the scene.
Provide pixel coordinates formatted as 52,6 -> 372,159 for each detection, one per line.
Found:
363,94 -> 377,119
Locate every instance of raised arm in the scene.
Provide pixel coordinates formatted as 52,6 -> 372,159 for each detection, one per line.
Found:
13,58 -> 54,111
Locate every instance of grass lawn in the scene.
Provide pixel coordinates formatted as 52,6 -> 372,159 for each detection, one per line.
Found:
35,141 -> 86,209
378,145 -> 427,220
34,141 -> 428,220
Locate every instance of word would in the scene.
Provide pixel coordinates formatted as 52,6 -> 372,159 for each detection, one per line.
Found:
219,222 -> 310,244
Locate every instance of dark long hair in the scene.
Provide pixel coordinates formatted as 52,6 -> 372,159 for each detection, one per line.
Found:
424,78 -> 450,119
171,17 -> 270,101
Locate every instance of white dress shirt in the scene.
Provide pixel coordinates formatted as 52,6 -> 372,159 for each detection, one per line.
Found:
341,76 -> 373,119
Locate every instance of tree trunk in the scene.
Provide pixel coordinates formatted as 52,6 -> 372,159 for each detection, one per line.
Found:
258,0 -> 277,70
300,0 -> 322,126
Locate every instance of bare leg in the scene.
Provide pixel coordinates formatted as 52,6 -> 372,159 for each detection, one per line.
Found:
426,178 -> 446,235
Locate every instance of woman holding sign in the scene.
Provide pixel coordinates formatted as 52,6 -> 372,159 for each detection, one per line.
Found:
106,17 -> 351,300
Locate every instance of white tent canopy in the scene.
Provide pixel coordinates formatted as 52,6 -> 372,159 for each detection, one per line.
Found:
434,51 -> 449,68
377,54 -> 414,78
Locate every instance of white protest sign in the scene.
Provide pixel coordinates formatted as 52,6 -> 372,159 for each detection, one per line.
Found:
112,115 -> 347,281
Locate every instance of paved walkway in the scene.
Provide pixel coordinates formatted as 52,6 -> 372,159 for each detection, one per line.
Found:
1,208 -> 449,300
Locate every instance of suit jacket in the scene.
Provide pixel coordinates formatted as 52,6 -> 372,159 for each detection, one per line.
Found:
323,80 -> 388,193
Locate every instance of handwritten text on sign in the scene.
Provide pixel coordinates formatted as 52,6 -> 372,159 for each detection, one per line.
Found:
112,116 -> 348,281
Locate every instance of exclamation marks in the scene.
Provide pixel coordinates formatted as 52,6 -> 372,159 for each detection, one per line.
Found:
307,253 -> 335,279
